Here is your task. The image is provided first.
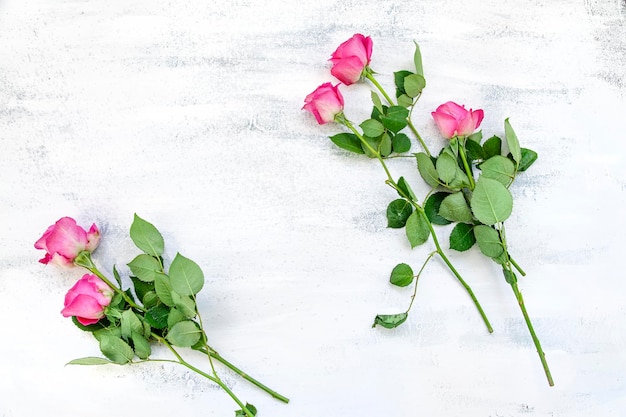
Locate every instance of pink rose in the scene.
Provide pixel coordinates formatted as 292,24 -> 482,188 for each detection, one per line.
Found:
61,274 -> 113,325
35,217 -> 100,267
302,82 -> 344,125
329,34 -> 373,85
431,101 -> 485,139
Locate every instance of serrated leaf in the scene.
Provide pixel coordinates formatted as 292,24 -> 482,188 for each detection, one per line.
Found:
467,130 -> 483,143
389,263 -> 414,287
131,332 -> 151,360
416,152 -> 440,188
145,305 -> 170,329
413,41 -> 424,77
166,320 -> 203,347
171,291 -> 197,318
449,223 -> 476,252
380,133 -> 392,157
394,70 -> 413,95
167,308 -> 186,328
113,265 -> 122,287
360,119 -> 385,137
130,276 -> 155,301
405,211 -> 430,248
504,118 -> 522,165
99,335 -> 134,364
329,133 -> 365,154
397,94 -> 413,108
155,274 -> 175,307
392,133 -> 411,153
483,136 -> 502,159
120,309 -> 143,340
142,291 -> 159,309
130,214 -> 164,257
371,91 -> 383,114
424,192 -> 453,225
470,177 -> 513,225
479,155 -> 516,187
386,199 -> 413,228
397,176 -> 416,201
372,313 -> 408,329
465,138 -> 485,161
436,152 -> 457,184
403,73 -> 426,98
439,192 -> 473,223
66,357 -> 113,366
381,106 -> 409,133
474,225 -> 504,259
169,253 -> 204,296
518,148 -> 538,172
127,254 -> 163,283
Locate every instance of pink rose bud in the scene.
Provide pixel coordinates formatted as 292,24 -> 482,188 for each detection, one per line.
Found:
431,101 -> 485,139
329,33 -> 373,85
35,217 -> 101,267
302,82 -> 344,125
61,274 -> 113,325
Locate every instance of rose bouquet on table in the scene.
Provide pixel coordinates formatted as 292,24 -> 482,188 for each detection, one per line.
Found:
35,215 -> 289,416
303,34 -> 553,386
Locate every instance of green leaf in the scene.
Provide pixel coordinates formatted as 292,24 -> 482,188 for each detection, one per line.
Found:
436,152 -> 457,184
142,291 -> 159,309
99,335 -> 134,364
171,292 -> 197,318
329,133 -> 365,155
130,214 -> 164,257
127,254 -> 163,283
386,199 -> 413,228
381,106 -> 409,133
360,119 -> 385,137
482,135 -> 502,159
71,316 -> 109,333
389,263 -> 414,287
518,148 -> 538,172
470,177 -> 513,225
394,70 -> 413,95
416,152 -> 440,188
465,138 -> 485,161
413,41 -> 424,77
449,223 -> 476,252
371,91 -> 383,114
397,176 -> 416,201
131,332 -> 151,360
474,225 -> 504,259
467,130 -> 483,144
439,192 -> 473,223
145,305 -> 170,329
113,265 -> 122,287
403,73 -> 426,98
479,155 -> 516,187
397,94 -> 413,108
372,313 -> 408,329
130,276 -> 155,301
167,308 -> 186,328
155,274 -> 176,307
424,192 -> 453,225
405,211 -> 430,248
392,133 -> 411,154
504,118 -> 522,165
67,357 -> 113,366
235,404 -> 258,417
166,320 -> 203,347
120,309 -> 143,340
169,253 -> 204,296
379,133 -> 393,157
503,268 -> 517,284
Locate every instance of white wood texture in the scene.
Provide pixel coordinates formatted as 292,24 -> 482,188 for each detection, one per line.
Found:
1,0 -> 625,416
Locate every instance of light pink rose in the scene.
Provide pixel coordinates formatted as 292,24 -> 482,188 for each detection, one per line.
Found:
35,217 -> 100,267
329,34 -> 373,85
431,101 -> 484,139
61,274 -> 113,325
302,82 -> 344,124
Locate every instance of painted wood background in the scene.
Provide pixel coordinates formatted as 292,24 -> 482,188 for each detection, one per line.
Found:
1,0 -> 625,416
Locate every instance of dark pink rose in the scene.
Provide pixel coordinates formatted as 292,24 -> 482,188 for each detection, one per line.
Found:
329,34 -> 373,85
35,217 -> 100,267
431,101 -> 484,139
61,274 -> 113,325
302,82 -> 344,124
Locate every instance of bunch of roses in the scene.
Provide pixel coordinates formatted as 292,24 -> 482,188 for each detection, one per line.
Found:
36,215 -> 288,417
303,34 -> 552,386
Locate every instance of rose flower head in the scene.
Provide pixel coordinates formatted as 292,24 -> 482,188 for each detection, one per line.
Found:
302,82 -> 344,124
35,217 -> 100,267
431,101 -> 484,139
61,274 -> 113,325
329,33 -> 373,85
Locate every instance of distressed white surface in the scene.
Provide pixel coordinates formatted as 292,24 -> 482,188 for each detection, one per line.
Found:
1,0 -> 625,416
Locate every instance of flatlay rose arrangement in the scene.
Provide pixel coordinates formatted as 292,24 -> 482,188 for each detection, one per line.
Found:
35,215 -> 289,416
303,34 -> 553,386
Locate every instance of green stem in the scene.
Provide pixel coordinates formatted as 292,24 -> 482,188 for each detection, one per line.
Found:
510,280 -> 554,386
509,256 -> 526,277
74,251 -> 146,312
364,70 -> 394,106
407,119 -> 431,156
198,347 -> 290,404
341,117 -> 492,333
154,334 -> 256,417
458,139 -> 476,190
406,251 -> 437,313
